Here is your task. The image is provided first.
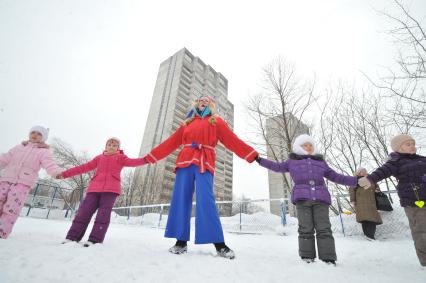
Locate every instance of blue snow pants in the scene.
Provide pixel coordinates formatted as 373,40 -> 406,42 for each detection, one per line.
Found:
165,164 -> 225,244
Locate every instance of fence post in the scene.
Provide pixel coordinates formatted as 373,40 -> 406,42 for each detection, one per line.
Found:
280,198 -> 287,226
46,186 -> 58,219
65,204 -> 71,218
336,195 -> 346,237
140,208 -> 145,225
239,201 -> 242,232
158,205 -> 164,228
26,183 -> 40,217
127,207 -> 130,220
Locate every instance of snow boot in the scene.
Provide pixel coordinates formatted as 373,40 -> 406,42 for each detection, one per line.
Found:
169,240 -> 188,254
215,243 -> 235,259
322,259 -> 336,266
83,240 -> 97,247
301,257 -> 315,263
363,235 -> 376,241
61,239 -> 77,244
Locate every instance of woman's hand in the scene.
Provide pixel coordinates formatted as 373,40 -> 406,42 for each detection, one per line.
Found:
358,176 -> 371,189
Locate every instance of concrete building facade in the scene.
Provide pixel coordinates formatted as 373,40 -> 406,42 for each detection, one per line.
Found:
265,114 -> 309,216
132,48 -> 234,212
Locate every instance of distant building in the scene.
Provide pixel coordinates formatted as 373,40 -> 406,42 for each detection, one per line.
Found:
265,114 -> 309,216
132,48 -> 234,214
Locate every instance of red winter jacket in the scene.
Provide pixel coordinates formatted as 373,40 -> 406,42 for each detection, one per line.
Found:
145,116 -> 258,174
61,150 -> 147,195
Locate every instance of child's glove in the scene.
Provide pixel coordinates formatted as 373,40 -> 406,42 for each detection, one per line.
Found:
358,177 -> 371,189
255,156 -> 261,163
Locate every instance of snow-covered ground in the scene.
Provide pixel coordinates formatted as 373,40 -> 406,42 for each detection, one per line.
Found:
1,213 -> 424,283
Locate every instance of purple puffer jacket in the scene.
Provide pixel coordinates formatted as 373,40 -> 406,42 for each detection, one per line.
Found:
367,152 -> 426,207
258,154 -> 357,205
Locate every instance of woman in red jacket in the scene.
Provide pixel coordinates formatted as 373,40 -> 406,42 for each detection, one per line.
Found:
58,138 -> 148,247
144,96 -> 258,259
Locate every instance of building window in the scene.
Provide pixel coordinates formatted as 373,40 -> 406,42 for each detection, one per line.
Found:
184,53 -> 193,63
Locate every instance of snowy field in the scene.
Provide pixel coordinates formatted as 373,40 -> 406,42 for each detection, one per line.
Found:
1,215 -> 424,283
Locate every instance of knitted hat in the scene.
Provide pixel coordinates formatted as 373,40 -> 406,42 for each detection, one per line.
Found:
390,134 -> 414,152
106,137 -> 121,148
29,126 -> 49,142
292,134 -> 317,155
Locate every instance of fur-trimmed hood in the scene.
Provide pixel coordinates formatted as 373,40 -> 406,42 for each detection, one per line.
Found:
292,134 -> 318,155
289,153 -> 324,161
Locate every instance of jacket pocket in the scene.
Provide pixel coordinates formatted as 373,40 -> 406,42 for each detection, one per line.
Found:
18,167 -> 36,181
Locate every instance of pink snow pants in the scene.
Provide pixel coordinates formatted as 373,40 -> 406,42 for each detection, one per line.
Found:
0,182 -> 31,238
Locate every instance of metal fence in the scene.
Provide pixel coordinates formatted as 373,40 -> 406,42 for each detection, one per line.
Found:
111,198 -> 287,234
22,183 -> 410,237
329,191 -> 410,238
21,181 -> 80,219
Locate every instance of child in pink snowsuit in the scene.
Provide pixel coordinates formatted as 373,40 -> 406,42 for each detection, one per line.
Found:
0,126 -> 61,238
58,137 -> 148,246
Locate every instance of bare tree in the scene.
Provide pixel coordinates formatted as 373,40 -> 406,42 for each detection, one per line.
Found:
246,58 -> 316,157
366,0 -> 426,129
245,57 -> 316,216
50,138 -> 94,208
115,168 -> 135,208
316,81 -> 425,211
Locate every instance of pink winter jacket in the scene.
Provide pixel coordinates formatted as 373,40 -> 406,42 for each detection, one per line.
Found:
61,150 -> 147,195
0,142 -> 61,187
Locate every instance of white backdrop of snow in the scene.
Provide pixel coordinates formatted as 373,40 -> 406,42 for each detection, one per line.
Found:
1,207 -> 424,283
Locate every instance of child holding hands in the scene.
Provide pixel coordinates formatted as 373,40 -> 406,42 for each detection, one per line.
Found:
0,126 -> 61,238
58,137 -> 148,246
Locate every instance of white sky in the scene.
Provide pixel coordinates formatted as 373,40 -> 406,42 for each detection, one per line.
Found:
1,0 -> 425,200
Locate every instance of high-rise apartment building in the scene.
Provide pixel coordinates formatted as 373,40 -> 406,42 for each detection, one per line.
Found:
132,48 -> 234,212
265,114 -> 309,216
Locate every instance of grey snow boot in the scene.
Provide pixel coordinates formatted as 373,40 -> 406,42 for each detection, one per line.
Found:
322,259 -> 336,266
302,257 -> 315,263
215,243 -> 235,259
169,240 -> 188,254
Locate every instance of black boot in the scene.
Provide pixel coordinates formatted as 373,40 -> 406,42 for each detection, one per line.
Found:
214,242 -> 235,259
83,240 -> 97,247
362,221 -> 376,240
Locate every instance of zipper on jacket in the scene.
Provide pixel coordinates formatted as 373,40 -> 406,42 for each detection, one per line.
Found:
16,144 -> 35,182
104,156 -> 109,191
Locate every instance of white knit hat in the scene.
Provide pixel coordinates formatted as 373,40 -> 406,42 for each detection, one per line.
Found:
29,126 -> 49,142
292,134 -> 317,155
